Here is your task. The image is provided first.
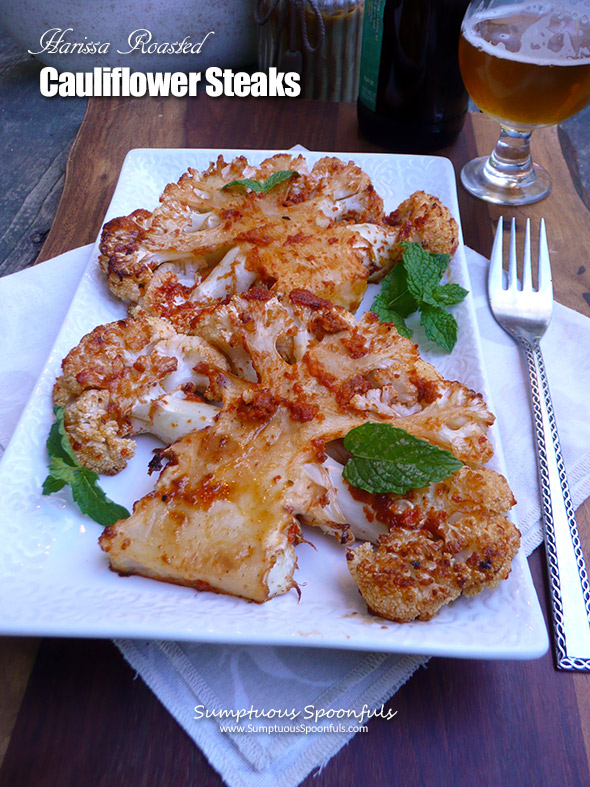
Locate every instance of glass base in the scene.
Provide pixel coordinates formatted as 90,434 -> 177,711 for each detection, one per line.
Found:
461,155 -> 552,206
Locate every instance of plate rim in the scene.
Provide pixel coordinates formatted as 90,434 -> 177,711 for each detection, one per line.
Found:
0,148 -> 549,659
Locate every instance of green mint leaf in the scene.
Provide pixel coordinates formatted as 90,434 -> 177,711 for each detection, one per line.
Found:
370,296 -> 413,338
425,282 -> 469,307
221,170 -> 298,194
47,406 -> 78,464
402,243 -> 449,303
370,263 -> 417,337
371,242 -> 464,352
42,408 -> 130,526
371,264 -> 418,318
221,177 -> 265,193
342,423 -> 463,495
420,304 -> 459,353
70,471 -> 130,528
42,474 -> 68,495
259,170 -> 299,192
42,455 -> 78,496
45,420 -> 65,460
44,456 -> 79,486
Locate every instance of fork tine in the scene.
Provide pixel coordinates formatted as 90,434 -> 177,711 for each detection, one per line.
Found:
489,216 -> 504,293
522,218 -> 532,291
537,218 -> 553,296
508,218 -> 518,290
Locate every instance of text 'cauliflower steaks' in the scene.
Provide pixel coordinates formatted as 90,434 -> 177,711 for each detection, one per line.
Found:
99,154 -> 459,328
94,290 -> 520,617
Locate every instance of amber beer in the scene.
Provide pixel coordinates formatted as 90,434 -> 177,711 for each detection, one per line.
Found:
459,7 -> 590,129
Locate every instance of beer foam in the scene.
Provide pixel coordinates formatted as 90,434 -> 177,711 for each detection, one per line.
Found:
462,4 -> 590,65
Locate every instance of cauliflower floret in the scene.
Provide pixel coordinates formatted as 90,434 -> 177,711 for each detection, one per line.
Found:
53,308 -> 176,405
53,310 -> 228,473
382,190 -> 460,271
62,390 -> 134,475
347,467 -> 520,622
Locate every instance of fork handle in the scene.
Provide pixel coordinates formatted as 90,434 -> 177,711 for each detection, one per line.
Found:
522,339 -> 590,670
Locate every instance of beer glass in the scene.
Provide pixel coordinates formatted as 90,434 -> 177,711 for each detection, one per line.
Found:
459,0 -> 590,205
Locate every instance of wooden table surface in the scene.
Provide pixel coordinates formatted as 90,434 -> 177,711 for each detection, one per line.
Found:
1,97 -> 590,786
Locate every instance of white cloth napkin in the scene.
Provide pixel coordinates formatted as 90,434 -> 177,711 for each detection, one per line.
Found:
2,245 -> 590,787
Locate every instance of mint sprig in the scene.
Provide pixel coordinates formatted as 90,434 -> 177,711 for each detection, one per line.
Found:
342,423 -> 463,495
370,242 -> 468,352
42,406 -> 130,527
419,305 -> 458,354
221,170 -> 299,193
370,264 -> 415,338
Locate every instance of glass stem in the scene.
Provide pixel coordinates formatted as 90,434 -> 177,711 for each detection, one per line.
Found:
484,125 -> 537,188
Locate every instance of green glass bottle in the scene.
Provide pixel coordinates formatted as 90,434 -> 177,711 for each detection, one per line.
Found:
357,0 -> 470,151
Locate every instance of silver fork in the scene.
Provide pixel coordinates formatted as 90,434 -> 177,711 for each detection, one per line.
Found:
489,217 -> 590,671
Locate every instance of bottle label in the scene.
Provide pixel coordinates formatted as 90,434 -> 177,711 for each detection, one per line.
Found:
358,0 -> 387,111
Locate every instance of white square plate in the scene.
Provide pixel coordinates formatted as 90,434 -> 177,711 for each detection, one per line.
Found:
0,149 -> 548,659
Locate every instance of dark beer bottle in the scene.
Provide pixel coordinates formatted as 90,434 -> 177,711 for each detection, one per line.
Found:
357,0 -> 471,152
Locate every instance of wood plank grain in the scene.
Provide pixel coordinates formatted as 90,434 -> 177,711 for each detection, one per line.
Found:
0,638 -> 39,768
0,639 -> 224,787
38,97 -> 188,263
0,34 -> 86,277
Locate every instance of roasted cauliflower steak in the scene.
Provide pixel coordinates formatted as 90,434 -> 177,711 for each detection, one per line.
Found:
98,155 -> 459,328
95,290 -> 519,612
